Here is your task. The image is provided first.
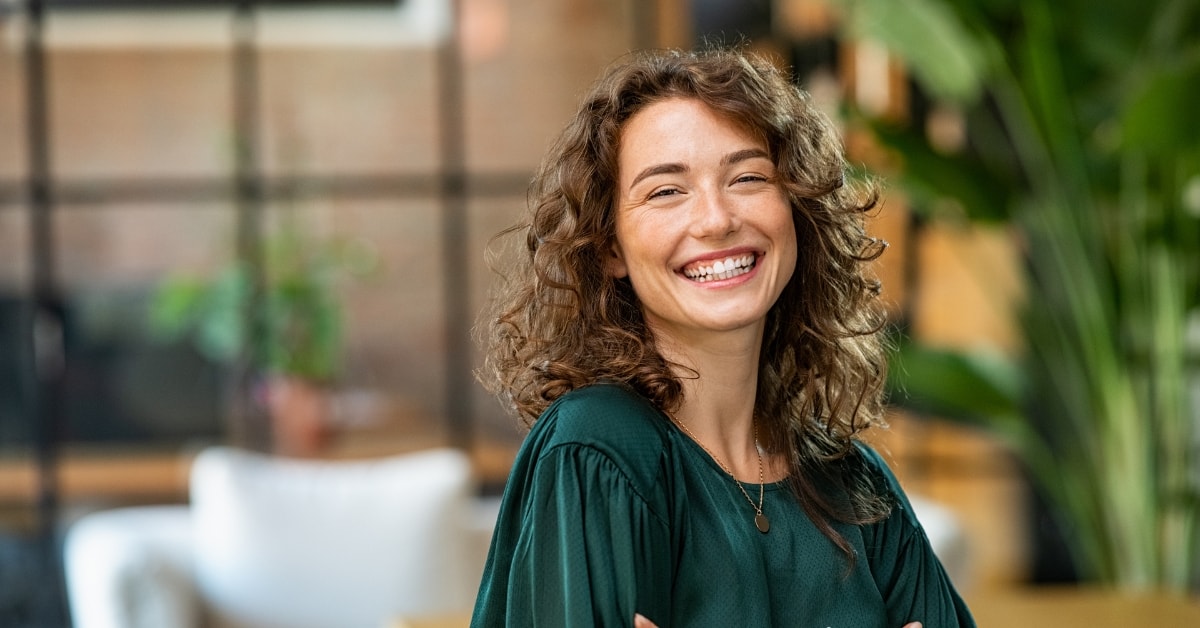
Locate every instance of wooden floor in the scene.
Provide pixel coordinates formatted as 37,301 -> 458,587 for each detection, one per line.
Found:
966,587 -> 1200,627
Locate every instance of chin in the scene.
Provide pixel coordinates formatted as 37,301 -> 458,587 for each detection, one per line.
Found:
692,314 -> 768,333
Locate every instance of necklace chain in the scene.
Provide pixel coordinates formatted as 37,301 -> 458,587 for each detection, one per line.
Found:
673,417 -> 769,533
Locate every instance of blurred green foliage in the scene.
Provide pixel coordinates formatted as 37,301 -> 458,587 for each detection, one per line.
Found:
830,0 -> 1199,589
149,226 -> 375,383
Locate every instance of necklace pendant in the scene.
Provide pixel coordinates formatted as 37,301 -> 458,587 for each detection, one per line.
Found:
754,512 -> 770,534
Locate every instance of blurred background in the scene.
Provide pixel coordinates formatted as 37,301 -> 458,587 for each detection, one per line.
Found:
0,0 -> 1196,626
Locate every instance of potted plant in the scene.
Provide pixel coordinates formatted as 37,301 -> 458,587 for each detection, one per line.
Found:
149,224 -> 375,456
827,0 -> 1200,590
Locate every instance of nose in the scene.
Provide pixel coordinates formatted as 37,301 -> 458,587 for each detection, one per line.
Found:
689,187 -> 739,238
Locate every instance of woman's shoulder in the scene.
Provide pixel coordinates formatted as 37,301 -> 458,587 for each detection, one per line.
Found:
853,441 -> 923,531
531,382 -> 672,487
539,382 -> 667,438
854,441 -> 895,479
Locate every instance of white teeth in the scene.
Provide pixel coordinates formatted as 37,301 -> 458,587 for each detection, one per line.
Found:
683,254 -> 756,281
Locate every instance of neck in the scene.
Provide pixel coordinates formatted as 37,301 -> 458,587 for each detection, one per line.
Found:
653,324 -> 763,477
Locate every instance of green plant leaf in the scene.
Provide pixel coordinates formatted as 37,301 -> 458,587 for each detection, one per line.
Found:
833,0 -> 989,104
886,339 -> 1024,425
868,118 -> 1013,222
192,265 -> 249,364
147,277 -> 206,339
1121,57 -> 1200,156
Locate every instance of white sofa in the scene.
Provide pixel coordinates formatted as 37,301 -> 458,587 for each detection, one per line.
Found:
63,447 -> 496,628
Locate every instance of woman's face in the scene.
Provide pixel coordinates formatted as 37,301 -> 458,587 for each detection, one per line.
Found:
609,97 -> 797,343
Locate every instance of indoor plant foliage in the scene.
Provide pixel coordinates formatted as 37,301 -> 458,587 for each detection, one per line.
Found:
828,0 -> 1200,589
149,224 -> 374,454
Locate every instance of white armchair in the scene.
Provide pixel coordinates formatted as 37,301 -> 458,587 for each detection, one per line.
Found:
64,447 -> 491,628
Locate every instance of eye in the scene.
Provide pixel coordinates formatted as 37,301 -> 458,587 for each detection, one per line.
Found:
734,174 -> 769,185
648,187 -> 682,199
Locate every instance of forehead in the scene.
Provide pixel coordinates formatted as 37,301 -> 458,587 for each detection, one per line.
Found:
617,98 -> 766,165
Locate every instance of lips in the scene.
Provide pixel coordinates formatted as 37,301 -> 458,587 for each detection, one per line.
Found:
680,253 -> 758,282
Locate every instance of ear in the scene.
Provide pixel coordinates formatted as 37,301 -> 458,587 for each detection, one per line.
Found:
605,239 -> 629,279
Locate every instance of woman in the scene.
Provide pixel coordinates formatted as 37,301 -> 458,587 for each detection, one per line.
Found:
472,48 -> 975,627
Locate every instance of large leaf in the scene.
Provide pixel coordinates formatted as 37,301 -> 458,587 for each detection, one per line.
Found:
833,0 -> 989,104
886,339 -> 1024,426
1121,56 -> 1200,156
868,118 -> 1013,222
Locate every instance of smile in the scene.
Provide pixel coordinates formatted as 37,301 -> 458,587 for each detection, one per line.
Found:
681,253 -> 757,283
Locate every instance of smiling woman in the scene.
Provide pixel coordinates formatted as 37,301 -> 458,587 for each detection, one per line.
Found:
472,47 -> 975,627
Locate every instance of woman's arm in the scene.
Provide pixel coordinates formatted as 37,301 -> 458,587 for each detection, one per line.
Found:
859,445 -> 977,627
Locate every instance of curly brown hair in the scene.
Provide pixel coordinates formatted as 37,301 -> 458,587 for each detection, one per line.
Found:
479,47 -> 892,554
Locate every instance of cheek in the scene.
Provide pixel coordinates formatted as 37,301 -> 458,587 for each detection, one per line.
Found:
612,216 -> 661,268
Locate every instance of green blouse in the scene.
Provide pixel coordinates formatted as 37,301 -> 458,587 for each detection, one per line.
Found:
471,384 -> 975,627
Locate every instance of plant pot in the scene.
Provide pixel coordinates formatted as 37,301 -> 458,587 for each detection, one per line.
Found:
261,376 -> 335,457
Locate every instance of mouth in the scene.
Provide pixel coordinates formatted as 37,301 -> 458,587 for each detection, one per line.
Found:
680,253 -> 758,283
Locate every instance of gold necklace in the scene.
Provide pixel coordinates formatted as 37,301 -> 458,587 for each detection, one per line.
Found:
673,418 -> 770,534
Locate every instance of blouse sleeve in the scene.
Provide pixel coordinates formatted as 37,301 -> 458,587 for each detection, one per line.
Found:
860,446 -> 977,628
473,442 -> 674,627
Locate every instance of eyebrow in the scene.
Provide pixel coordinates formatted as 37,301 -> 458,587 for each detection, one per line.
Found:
628,163 -> 686,190
722,148 -> 770,166
627,148 -> 772,191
